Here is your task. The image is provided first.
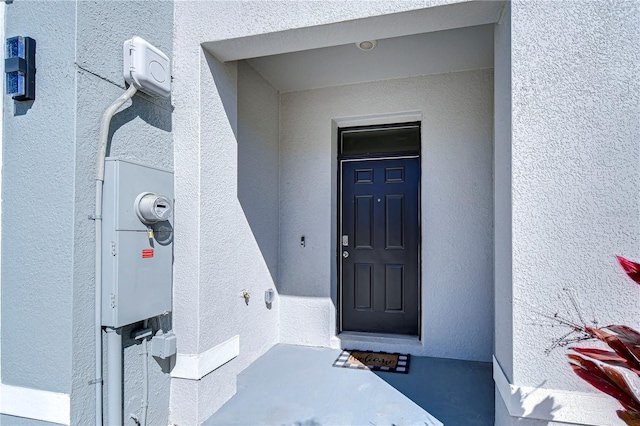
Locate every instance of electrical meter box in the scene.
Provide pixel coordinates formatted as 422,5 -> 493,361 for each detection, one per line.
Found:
102,158 -> 174,328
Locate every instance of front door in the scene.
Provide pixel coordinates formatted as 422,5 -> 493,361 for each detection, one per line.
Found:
339,124 -> 420,336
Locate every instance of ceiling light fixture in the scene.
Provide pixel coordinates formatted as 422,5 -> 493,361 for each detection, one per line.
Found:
356,40 -> 377,51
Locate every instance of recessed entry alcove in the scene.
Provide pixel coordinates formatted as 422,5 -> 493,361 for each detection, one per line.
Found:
202,0 -> 506,362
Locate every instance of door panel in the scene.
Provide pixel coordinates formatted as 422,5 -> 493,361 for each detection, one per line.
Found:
355,263 -> 373,310
341,158 -> 420,335
354,195 -> 374,249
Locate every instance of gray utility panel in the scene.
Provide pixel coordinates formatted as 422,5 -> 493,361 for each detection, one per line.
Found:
102,158 -> 174,328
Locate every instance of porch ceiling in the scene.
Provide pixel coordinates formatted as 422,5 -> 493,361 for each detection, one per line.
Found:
246,24 -> 494,93
203,1 -> 506,61
202,1 -> 504,93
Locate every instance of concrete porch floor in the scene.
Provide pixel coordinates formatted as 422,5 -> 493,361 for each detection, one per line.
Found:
204,344 -> 494,426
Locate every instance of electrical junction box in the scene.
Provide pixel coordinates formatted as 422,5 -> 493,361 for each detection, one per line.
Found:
123,36 -> 171,98
101,158 -> 174,328
151,330 -> 177,359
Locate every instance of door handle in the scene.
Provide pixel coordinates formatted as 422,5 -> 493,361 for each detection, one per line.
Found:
342,250 -> 350,259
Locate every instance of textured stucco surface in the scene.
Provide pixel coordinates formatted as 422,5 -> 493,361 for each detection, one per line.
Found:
73,70 -> 174,425
76,1 -> 173,91
169,49 -> 280,424
171,1 -> 469,421
246,24 -> 495,93
278,69 -> 495,362
75,2 -> 175,423
493,0 -> 513,381
494,390 -> 569,426
2,1 -> 174,424
198,54 -> 279,360
493,2 -> 640,423
1,0 -> 76,394
7,1 -> 637,425
510,0 -> 640,398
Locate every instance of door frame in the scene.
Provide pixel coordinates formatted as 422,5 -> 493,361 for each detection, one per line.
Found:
336,120 -> 422,338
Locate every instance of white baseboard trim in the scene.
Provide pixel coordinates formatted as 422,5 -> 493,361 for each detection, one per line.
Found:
493,355 -> 622,425
0,383 -> 70,425
171,335 -> 239,380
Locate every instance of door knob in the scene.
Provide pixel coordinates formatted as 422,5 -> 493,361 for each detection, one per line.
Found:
342,250 -> 350,259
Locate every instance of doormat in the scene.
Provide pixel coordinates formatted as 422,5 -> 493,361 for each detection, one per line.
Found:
332,349 -> 410,374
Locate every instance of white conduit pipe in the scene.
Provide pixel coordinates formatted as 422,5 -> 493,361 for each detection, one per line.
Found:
141,319 -> 149,426
106,327 -> 122,426
94,85 -> 138,426
96,85 -> 138,182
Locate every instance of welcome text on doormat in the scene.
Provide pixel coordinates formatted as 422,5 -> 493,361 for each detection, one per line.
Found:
332,349 -> 410,374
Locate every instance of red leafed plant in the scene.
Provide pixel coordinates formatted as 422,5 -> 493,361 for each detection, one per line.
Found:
567,256 -> 640,425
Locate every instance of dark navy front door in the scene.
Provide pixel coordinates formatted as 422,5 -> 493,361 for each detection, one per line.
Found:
340,157 -> 420,335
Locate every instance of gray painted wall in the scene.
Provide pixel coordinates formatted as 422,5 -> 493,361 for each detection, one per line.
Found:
493,3 -> 514,424
278,69 -> 495,362
75,3 -> 174,423
169,51 -> 281,426
2,1 -> 174,424
7,1 -> 636,425
495,0 -> 639,424
495,391 -> 576,426
493,0 -> 512,381
2,0 -> 77,395
510,0 -> 639,389
247,24 -> 495,93
171,1 -> 453,422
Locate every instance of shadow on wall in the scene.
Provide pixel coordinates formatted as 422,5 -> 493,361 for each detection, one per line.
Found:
117,315 -> 172,424
508,385 -> 558,425
107,90 -> 173,152
13,99 -> 34,116
120,314 -> 174,375
205,49 -> 280,286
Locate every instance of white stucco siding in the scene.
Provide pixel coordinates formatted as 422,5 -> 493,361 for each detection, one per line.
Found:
170,53 -> 281,424
1,0 -> 77,396
198,57 -> 280,362
279,69 -> 494,362
171,2 -> 485,421
493,0 -> 513,383
2,1 -> 176,424
510,0 -> 640,397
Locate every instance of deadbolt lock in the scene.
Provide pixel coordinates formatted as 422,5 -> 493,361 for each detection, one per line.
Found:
342,250 -> 350,259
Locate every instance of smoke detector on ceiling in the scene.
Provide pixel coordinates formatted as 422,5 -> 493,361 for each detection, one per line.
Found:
355,40 -> 377,51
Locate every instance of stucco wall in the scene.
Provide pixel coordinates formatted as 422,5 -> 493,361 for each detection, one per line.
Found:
278,69 -> 494,362
169,53 -> 281,425
494,0 -> 513,383
171,1 -> 472,422
74,3 -> 174,423
1,1 -> 174,424
3,1 -> 636,424
493,3 -> 515,425
511,0 -> 639,387
2,0 -> 77,396
500,0 -> 639,424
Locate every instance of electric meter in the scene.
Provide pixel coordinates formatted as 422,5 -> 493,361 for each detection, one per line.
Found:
102,159 -> 174,328
135,192 -> 173,225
